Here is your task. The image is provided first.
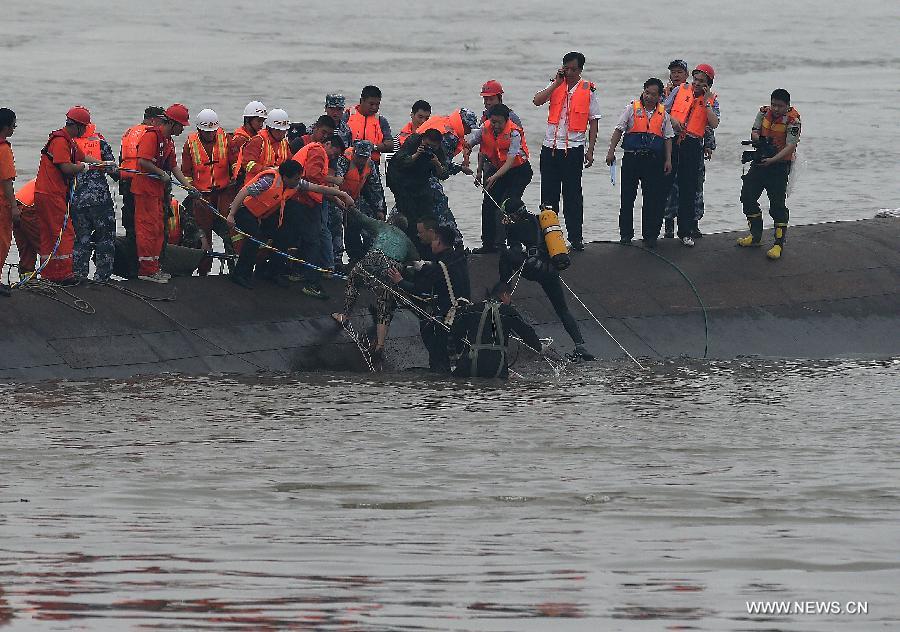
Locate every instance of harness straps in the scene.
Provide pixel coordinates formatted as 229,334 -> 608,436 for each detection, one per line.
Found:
438,260 -> 468,326
469,301 -> 506,378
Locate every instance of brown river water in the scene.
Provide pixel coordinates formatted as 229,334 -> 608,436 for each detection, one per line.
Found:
2,0 -> 899,629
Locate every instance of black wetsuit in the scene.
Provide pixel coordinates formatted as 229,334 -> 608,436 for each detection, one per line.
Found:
500,213 -> 585,346
450,300 -> 541,378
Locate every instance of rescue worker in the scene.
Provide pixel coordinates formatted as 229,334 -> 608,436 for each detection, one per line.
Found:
0,108 -> 16,296
225,159 -> 349,289
34,106 -> 105,284
228,100 -> 267,187
337,140 -> 387,264
663,60 -> 715,240
180,108 -> 228,275
737,88 -> 801,260
449,281 -> 542,379
120,105 -> 165,277
13,180 -> 40,283
394,100 -> 431,149
499,198 -> 594,360
390,225 -> 471,373
164,196 -> 202,249
317,94 -> 352,150
292,115 -> 336,152
239,108 -> 292,180
386,128 -> 449,254
532,51 -> 601,251
468,104 -> 532,252
332,209 -> 420,368
605,78 -> 674,247
663,63 -> 720,247
290,134 -> 353,298
133,103 -> 197,283
479,80 -> 523,126
344,85 -> 393,170
72,121 -> 118,282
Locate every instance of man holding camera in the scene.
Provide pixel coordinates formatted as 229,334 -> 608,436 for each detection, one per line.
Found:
737,89 -> 801,260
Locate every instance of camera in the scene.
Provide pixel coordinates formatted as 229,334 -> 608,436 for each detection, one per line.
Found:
741,137 -> 776,164
421,147 -> 434,159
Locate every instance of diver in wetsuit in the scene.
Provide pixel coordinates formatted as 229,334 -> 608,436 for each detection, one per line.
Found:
449,281 -> 542,378
499,198 -> 594,360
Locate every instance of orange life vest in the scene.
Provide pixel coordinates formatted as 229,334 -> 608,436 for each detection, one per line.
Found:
186,129 -> 230,191
548,80 -> 594,133
120,124 -> 151,179
396,122 -> 415,148
74,124 -> 103,161
339,147 -> 372,201
480,119 -> 529,170
759,105 -> 801,157
291,143 -> 328,205
36,129 -> 79,194
346,106 -> 385,161
166,198 -> 181,245
621,100 -> 666,154
16,178 -> 36,207
669,83 -> 716,140
239,129 -> 290,178
243,168 -> 289,225
416,111 -> 466,156
230,126 -> 255,178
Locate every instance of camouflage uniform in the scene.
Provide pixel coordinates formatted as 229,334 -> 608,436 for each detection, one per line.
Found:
72,138 -> 116,281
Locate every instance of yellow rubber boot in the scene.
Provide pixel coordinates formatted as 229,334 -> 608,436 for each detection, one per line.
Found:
767,224 -> 787,260
737,235 -> 761,247
736,214 -> 763,247
766,244 -> 782,259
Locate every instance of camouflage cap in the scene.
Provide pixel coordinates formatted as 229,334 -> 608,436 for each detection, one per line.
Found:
325,94 -> 346,108
353,139 -> 373,158
458,107 -> 478,130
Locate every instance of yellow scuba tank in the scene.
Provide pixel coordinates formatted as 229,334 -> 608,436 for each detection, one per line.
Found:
539,205 -> 571,271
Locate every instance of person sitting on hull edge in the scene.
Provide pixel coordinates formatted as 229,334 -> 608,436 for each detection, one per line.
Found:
499,197 -> 594,361
737,88 -> 801,260
449,281 -> 542,379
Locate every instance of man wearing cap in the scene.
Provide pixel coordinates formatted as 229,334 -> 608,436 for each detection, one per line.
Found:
133,103 -> 197,283
316,94 -> 352,150
532,51 -> 602,251
662,60 -> 715,240
663,64 -> 720,247
119,106 -> 165,277
33,106 -> 105,284
181,108 -> 230,275
337,139 -> 387,264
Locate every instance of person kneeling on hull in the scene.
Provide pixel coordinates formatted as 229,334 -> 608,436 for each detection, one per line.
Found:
449,281 -> 542,378
499,198 -> 594,361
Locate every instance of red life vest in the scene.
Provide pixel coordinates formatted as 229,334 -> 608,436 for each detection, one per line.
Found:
291,143 -> 328,205
16,178 -> 36,207
243,168 -> 289,225
548,80 -> 594,133
669,83 -> 716,140
346,106 -> 385,161
759,105 -> 801,157
120,124 -> 151,179
186,129 -> 230,191
480,119 -> 529,170
36,129 -> 80,195
74,124 -> 103,161
166,198 -> 181,245
339,147 -> 372,201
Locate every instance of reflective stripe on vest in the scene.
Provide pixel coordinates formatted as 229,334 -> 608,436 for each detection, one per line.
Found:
548,80 -> 593,133
669,84 -> 716,140
166,198 -> 181,245
346,107 -> 384,160
760,106 -> 800,155
480,119 -> 529,170
120,124 -> 150,179
291,143 -> 328,205
243,168 -> 289,225
339,147 -> 372,201
621,100 -> 666,154
187,129 -> 230,190
242,129 -> 289,177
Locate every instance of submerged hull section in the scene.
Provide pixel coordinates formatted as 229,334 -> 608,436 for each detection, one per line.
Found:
0,218 -> 897,380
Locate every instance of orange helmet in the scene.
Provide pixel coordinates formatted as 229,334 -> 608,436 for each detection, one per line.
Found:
165,103 -> 190,127
66,105 -> 92,126
480,80 -> 504,97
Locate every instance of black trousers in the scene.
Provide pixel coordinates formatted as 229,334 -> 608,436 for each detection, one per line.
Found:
292,200 -> 325,285
740,161 -> 791,224
344,212 -> 374,264
619,151 -> 666,241
233,204 -> 300,279
539,145 -> 585,243
421,319 -> 451,372
481,161 -> 534,248
665,136 -> 703,238
119,178 -> 139,277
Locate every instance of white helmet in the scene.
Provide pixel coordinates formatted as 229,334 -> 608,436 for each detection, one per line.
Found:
243,101 -> 268,119
195,108 -> 220,132
265,108 -> 290,131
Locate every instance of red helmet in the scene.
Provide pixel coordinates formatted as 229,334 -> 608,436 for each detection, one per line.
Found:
480,80 -> 504,97
165,103 -> 190,127
693,64 -> 715,84
66,105 -> 92,126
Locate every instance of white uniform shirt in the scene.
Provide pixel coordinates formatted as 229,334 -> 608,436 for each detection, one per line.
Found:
542,79 -> 602,149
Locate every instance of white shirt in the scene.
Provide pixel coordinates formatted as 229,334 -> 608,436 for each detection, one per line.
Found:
615,101 -> 675,138
542,79 -> 602,149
